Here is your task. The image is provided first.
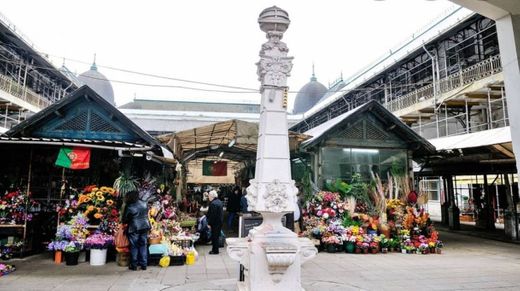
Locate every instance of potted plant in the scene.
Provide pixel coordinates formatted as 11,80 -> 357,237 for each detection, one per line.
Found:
369,241 -> 379,254
85,233 -> 114,266
344,235 -> 356,253
380,236 -> 389,253
322,235 -> 340,253
63,241 -> 82,266
436,240 -> 444,254
361,242 -> 369,254
418,243 -> 429,254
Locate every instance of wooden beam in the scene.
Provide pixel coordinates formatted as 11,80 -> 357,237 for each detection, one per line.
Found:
493,144 -> 515,158
464,92 -> 502,99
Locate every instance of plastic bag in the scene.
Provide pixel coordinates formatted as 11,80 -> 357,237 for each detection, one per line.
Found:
159,256 -> 170,268
115,224 -> 129,249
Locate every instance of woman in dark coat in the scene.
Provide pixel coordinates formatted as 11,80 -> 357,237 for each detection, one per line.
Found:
123,190 -> 151,270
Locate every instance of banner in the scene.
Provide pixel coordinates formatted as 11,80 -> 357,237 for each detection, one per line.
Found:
55,147 -> 91,169
202,160 -> 227,176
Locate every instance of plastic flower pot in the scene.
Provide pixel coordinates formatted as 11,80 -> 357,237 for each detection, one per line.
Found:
64,252 -> 79,266
370,248 -> 378,254
90,249 -> 108,266
381,248 -> 388,254
345,242 -> 355,253
354,247 -> 361,254
436,248 -> 442,254
326,244 -> 337,253
54,251 -> 62,264
362,248 -> 368,254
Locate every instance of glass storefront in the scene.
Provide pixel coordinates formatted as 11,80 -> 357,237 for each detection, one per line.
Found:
320,147 -> 407,184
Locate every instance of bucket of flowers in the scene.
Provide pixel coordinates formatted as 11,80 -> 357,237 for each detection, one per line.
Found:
85,232 -> 114,266
63,241 -> 82,266
435,240 -> 443,254
47,240 -> 68,264
321,234 -> 340,253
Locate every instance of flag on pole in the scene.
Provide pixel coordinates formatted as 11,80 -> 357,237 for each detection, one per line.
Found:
55,147 -> 91,169
202,160 -> 227,176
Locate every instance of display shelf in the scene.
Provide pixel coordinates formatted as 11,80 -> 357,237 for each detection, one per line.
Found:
0,224 -> 25,228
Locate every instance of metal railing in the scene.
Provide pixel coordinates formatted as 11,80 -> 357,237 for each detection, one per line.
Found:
386,55 -> 502,112
0,74 -> 51,109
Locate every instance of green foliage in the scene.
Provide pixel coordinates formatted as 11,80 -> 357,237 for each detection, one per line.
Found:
349,173 -> 375,215
341,211 -> 361,227
390,159 -> 406,177
324,178 -> 352,198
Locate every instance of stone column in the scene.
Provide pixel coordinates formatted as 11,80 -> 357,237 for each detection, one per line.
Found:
226,6 -> 317,291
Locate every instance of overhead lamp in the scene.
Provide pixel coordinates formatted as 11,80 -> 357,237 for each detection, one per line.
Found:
210,145 -> 219,150
228,139 -> 236,148
219,151 -> 224,158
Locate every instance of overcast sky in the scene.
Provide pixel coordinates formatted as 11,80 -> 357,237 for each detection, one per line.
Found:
1,0 -> 456,109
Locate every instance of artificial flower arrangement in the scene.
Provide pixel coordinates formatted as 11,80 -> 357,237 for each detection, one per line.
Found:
84,232 -> 114,249
76,186 -> 119,225
321,235 -> 341,245
0,190 -> 32,225
48,214 -> 89,253
0,242 -> 23,260
0,263 -> 16,276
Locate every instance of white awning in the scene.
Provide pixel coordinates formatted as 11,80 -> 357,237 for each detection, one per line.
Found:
429,127 -> 511,150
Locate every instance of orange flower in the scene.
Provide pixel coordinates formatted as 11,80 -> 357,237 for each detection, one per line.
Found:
94,213 -> 103,219
87,205 -> 95,212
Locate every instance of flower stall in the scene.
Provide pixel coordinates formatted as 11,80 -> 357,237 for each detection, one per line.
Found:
0,86 -> 176,260
297,100 -> 441,255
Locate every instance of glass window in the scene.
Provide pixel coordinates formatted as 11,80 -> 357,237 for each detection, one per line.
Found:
320,147 -> 407,183
420,178 -> 440,201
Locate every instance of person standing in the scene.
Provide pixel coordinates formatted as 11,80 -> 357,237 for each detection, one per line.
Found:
207,190 -> 223,255
240,188 -> 248,213
123,190 -> 151,270
226,187 -> 241,229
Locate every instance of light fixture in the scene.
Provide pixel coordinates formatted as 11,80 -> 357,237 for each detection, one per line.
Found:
219,151 -> 224,158
351,148 -> 379,154
210,145 -> 219,150
228,139 -> 236,148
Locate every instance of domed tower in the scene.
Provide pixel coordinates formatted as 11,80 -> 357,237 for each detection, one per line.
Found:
78,57 -> 115,105
292,66 -> 327,114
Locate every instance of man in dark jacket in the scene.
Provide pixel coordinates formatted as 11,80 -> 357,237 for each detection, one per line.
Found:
226,187 -> 241,229
123,190 -> 151,270
207,190 -> 223,254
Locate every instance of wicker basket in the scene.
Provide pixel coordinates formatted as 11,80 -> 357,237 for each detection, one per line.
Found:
148,237 -> 162,245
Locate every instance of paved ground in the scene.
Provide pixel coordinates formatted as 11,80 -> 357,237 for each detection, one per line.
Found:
1,230 -> 520,291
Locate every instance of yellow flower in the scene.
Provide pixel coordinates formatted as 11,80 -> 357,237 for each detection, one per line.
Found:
96,191 -> 104,196
100,186 -> 109,192
107,188 -> 115,195
92,187 -> 99,192
106,200 -> 114,206
88,193 -> 94,198
97,196 -> 105,202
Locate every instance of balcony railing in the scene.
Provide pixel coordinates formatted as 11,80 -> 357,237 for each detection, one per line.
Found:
385,55 -> 502,113
0,73 -> 51,109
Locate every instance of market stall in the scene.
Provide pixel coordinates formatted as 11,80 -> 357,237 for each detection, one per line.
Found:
0,86 -> 176,262
298,100 -> 442,254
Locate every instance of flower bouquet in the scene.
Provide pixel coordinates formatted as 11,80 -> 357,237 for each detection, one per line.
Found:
0,190 -> 29,225
85,233 -> 114,249
0,263 -> 16,276
76,186 -> 119,225
321,235 -> 341,253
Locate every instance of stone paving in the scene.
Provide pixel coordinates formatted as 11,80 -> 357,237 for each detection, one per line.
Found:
1,231 -> 520,291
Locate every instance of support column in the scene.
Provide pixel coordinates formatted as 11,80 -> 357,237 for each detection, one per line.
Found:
503,174 -> 519,239
446,176 -> 460,230
440,176 -> 450,226
496,14 -> 520,196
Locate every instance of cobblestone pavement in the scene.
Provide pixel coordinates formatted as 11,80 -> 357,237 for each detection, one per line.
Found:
1,231 -> 520,291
